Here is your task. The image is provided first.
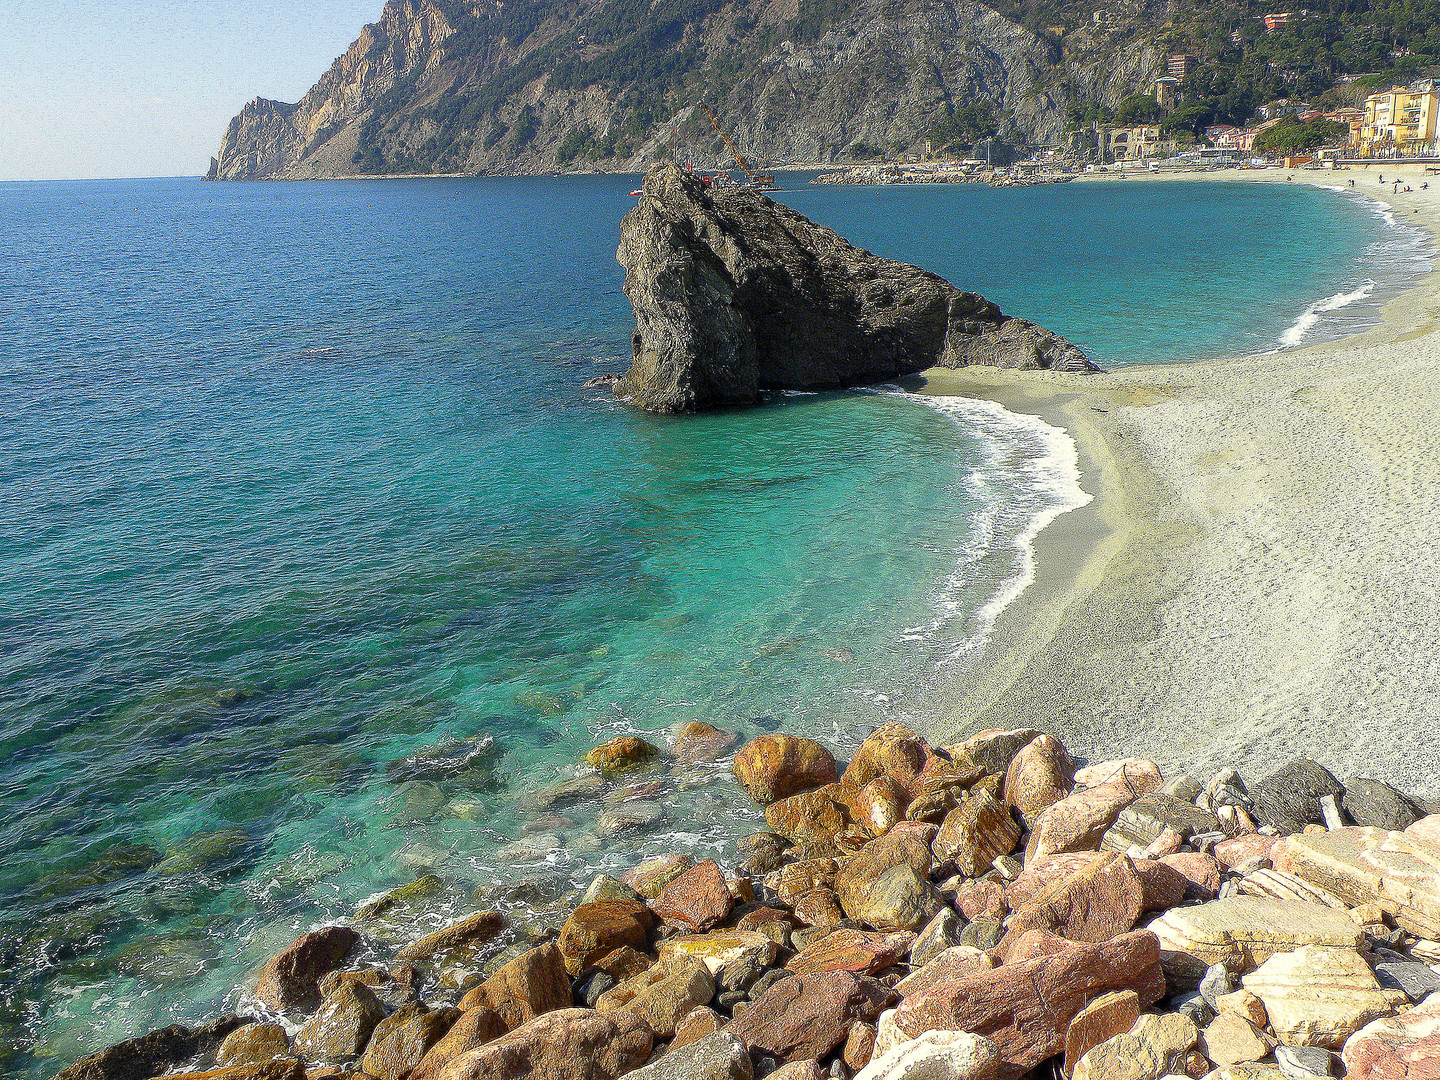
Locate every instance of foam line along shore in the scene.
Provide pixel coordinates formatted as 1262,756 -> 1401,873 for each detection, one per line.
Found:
920,167 -> 1440,800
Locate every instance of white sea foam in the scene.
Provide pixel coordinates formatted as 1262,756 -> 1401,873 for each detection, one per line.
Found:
894,392 -> 1092,662
1279,279 -> 1377,348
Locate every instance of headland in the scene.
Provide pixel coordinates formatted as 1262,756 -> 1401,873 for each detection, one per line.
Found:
920,164 -> 1440,801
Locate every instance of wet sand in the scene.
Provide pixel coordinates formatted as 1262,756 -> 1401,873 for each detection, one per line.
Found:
920,164 -> 1440,799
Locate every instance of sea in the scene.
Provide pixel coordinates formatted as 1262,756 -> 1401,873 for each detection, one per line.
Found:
0,172 -> 1429,1077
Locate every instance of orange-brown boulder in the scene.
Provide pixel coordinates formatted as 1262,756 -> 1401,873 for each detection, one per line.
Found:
409,1009 -> 508,1080
996,853 -> 1146,959
456,943 -> 571,1031
732,735 -> 838,804
428,1008 -> 651,1080
764,784 -> 849,848
358,1003 -> 461,1080
893,930 -> 1166,1077
1003,735 -> 1075,827
558,901 -> 656,975
726,970 -> 896,1063
649,858 -> 733,933
254,926 -> 361,1013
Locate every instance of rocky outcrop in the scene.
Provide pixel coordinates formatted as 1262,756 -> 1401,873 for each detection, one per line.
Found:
614,165 -> 1093,413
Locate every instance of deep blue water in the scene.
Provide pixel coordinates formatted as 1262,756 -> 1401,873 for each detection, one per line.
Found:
0,172 -> 1420,1076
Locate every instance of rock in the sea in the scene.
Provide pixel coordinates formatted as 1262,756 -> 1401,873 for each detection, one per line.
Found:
293,980 -> 386,1062
428,1008 -> 651,1080
358,1003 -> 461,1080
1146,896 -> 1365,987
621,853 -> 695,899
672,722 -> 739,764
396,911 -> 504,963
1248,760 -> 1344,835
853,1029 -> 1002,1080
624,1031 -> 753,1080
1341,993 -> 1440,1078
1071,1013 -> 1198,1080
586,736 -> 661,773
56,1020 -> 252,1080
734,735 -> 839,805
726,970 -> 896,1063
1242,945 -> 1407,1049
893,930 -> 1166,1075
650,858 -> 734,933
215,1024 -> 290,1068
615,165 -> 1094,414
1277,826 -> 1440,937
456,942 -> 571,1031
254,927 -> 361,1012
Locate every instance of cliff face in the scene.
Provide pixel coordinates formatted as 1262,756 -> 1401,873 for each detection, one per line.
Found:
211,0 -> 1170,179
615,164 -> 1093,413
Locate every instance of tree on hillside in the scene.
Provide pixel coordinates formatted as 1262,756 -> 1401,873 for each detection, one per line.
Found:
1116,94 -> 1165,124
1253,116 -> 1350,153
1162,102 -> 1215,137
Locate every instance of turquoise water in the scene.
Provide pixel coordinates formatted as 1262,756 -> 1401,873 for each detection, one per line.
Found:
0,173 -> 1420,1076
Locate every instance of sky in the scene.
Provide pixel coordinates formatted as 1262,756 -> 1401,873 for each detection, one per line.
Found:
0,1 -> 386,181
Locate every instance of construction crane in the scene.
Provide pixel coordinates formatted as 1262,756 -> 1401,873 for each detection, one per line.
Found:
700,104 -> 775,189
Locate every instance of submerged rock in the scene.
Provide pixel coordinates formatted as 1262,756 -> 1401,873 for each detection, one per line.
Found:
615,164 -> 1095,414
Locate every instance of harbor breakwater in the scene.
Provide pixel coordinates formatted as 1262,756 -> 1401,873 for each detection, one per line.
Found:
56,721 -> 1440,1080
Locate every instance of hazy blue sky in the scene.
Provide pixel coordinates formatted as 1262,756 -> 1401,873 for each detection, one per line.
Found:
1,1 -> 384,181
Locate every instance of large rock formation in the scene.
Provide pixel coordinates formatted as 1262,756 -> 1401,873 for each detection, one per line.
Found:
614,164 -> 1094,413
207,0 -> 1167,180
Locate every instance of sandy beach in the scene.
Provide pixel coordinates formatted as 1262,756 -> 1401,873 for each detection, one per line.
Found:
922,163 -> 1440,800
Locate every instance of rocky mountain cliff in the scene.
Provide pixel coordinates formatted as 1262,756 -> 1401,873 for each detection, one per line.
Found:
209,0 -> 1168,180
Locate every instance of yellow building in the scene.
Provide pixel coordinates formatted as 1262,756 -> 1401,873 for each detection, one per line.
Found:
1358,80 -> 1439,155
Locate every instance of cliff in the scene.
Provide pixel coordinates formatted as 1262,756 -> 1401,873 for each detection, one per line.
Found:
208,0 -> 1169,180
614,164 -> 1094,413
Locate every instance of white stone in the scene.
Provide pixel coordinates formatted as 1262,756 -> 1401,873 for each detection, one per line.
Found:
853,1029 -> 1001,1080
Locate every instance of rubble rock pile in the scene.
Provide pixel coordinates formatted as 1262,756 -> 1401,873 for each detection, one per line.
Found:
56,723 -> 1440,1080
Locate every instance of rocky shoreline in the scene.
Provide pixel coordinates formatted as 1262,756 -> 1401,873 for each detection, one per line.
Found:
56,722 -> 1440,1080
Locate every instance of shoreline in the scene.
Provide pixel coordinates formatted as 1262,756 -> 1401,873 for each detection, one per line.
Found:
918,165 -> 1440,799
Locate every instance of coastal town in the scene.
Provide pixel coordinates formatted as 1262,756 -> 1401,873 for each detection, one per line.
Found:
815,50 -> 1440,185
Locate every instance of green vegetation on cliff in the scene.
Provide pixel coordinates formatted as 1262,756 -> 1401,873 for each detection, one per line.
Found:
211,0 -> 1440,179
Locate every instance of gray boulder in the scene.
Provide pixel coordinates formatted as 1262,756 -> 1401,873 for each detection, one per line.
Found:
624,1031 -> 753,1080
1248,759 -> 1344,835
1342,777 -> 1421,830
615,164 -> 1095,414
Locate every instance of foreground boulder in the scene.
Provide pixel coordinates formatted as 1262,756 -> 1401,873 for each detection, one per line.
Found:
893,930 -> 1166,1076
254,927 -> 359,1012
430,1009 -> 651,1080
55,1019 -> 251,1080
727,970 -> 896,1062
615,164 -> 1095,413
